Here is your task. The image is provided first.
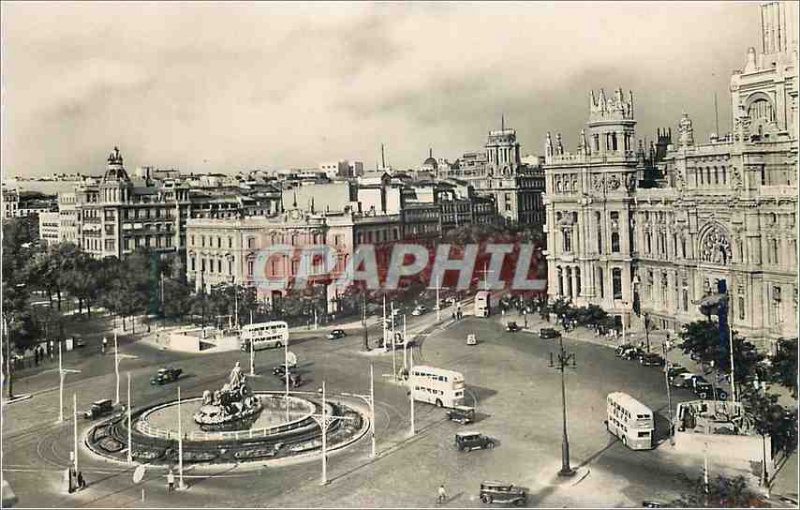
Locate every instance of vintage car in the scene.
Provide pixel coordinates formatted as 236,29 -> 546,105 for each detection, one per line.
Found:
505,322 -> 521,332
615,343 -> 635,357
467,333 -> 478,346
666,365 -> 689,382
479,480 -> 526,506
273,365 -> 298,377
411,305 -> 427,316
694,381 -> 728,400
150,367 -> 183,385
639,353 -> 665,367
539,328 -> 561,340
671,372 -> 705,389
84,399 -> 114,420
620,346 -> 645,360
455,431 -> 495,452
327,329 -> 347,340
447,405 -> 476,425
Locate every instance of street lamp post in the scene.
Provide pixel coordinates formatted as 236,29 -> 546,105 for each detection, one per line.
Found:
58,342 -> 81,423
127,372 -> 133,464
402,315 -> 408,370
113,332 -> 137,404
73,392 -> 79,475
284,337 -> 290,422
3,315 -> 13,399
340,364 -> 377,458
409,347 -> 415,437
662,340 -> 675,444
391,302 -> 397,380
249,337 -> 255,377
644,313 -> 651,353
177,386 -> 186,491
549,336 -> 577,477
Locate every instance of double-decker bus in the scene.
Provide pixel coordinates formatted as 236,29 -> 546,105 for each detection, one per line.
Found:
240,321 -> 289,351
410,365 -> 466,408
605,392 -> 655,450
474,290 -> 501,318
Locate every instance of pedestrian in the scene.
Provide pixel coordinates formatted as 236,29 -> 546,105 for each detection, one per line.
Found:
437,483 -> 447,504
77,471 -> 86,490
167,468 -> 175,492
101,336 -> 108,355
34,349 -> 39,366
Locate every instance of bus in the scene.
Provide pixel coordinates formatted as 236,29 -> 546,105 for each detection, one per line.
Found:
605,392 -> 655,450
474,290 -> 499,318
410,365 -> 466,408
240,321 -> 289,351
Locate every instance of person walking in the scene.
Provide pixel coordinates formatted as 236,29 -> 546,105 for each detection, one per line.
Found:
437,483 -> 447,504
167,468 -> 175,492
101,337 -> 108,355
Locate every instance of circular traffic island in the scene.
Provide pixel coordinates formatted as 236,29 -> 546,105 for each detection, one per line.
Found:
86,391 -> 367,466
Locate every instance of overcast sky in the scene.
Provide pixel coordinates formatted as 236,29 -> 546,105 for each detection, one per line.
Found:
2,1 -> 760,177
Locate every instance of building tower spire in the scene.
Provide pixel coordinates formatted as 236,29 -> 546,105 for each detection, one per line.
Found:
501,114 -> 505,131
381,144 -> 386,170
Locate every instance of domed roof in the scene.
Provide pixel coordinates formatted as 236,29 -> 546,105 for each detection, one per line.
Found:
423,148 -> 438,169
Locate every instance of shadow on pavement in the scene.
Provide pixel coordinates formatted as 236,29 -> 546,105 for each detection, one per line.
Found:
466,385 -> 498,406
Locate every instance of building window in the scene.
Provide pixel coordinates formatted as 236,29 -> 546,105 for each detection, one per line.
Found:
698,168 -> 704,185
611,232 -> 620,253
612,268 -> 622,300
770,239 -> 779,264
248,237 -> 255,249
190,257 -> 195,271
557,267 -> 564,296
228,237 -> 232,249
646,233 -> 652,254
721,166 -> 727,184
563,230 -> 572,253
201,235 -> 205,247
714,167 -> 719,184
247,260 -> 254,276
201,258 -> 206,272
738,296 -> 745,320
773,286 -> 783,323
682,288 -> 689,312
597,268 -> 604,298
217,259 -> 222,273
575,267 -> 581,297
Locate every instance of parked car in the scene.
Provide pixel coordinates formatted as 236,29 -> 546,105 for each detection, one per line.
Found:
327,329 -> 346,340
639,353 -> 665,367
671,373 -> 704,389
694,381 -> 728,400
539,328 -> 561,339
479,481 -> 526,506
447,405 -> 476,425
506,321 -> 521,332
411,305 -> 427,316
620,347 -> 645,360
467,333 -> 478,346
615,343 -> 635,357
150,367 -> 183,385
666,365 -> 689,382
84,399 -> 114,420
73,337 -> 87,348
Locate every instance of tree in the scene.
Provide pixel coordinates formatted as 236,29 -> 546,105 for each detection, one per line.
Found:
740,388 -> 797,457
678,320 -> 764,386
769,338 -> 797,398
669,473 -> 768,508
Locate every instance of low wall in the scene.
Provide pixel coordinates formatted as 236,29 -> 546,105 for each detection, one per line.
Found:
674,430 -> 774,476
167,333 -> 201,352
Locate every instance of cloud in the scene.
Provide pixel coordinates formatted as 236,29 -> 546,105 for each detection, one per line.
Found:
1,1 -> 762,176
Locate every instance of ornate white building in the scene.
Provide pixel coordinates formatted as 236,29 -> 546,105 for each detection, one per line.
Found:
544,1 -> 798,352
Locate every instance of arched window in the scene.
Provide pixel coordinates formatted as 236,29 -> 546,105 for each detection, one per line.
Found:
611,232 -> 620,253
699,168 -> 704,185
563,230 -> 573,252
721,166 -> 727,184
714,167 -> 719,184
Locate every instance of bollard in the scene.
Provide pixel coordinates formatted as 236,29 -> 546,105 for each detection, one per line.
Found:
141,488 -> 145,502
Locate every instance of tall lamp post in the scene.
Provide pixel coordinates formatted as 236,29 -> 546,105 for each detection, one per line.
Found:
114,332 -> 138,404
662,338 -> 675,444
549,336 -> 577,477
340,364 -> 377,458
58,342 -> 81,422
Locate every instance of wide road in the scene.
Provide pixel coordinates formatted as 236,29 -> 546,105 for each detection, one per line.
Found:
3,308 -> 708,508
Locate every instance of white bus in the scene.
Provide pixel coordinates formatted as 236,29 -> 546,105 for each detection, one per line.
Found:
410,365 -> 466,408
240,321 -> 289,351
605,392 -> 655,450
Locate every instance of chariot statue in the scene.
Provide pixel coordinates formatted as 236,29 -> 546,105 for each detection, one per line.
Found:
193,362 -> 262,431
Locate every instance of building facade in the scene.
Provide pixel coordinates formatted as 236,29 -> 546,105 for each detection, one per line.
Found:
543,1 -> 798,351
